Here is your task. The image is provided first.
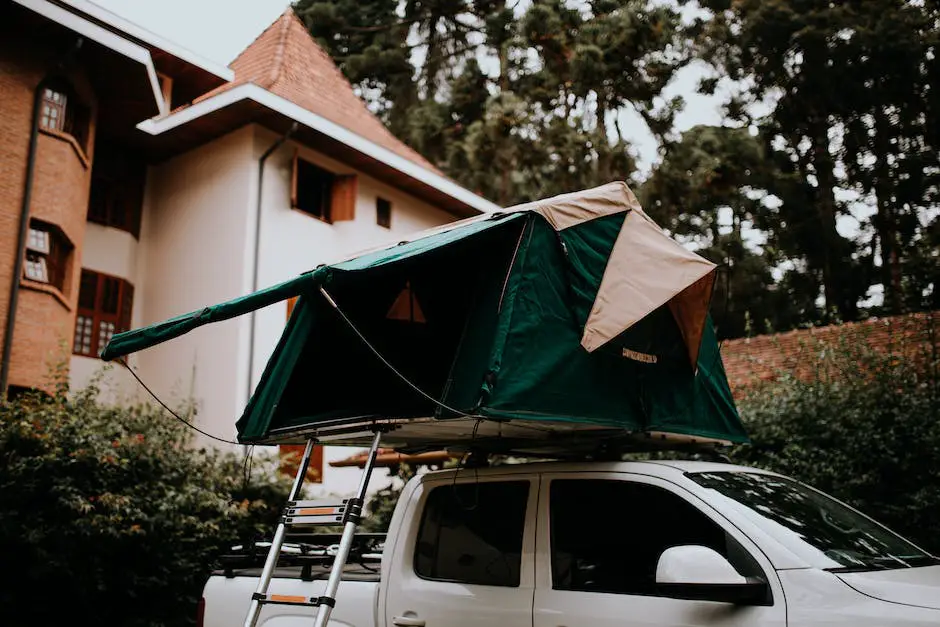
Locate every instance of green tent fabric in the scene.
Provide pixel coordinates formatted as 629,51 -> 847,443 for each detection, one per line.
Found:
102,182 -> 748,451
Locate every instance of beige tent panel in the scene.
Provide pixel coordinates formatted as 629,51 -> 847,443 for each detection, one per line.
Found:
580,202 -> 717,363
508,181 -> 641,230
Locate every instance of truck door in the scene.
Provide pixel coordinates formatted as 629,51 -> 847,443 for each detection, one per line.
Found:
532,472 -> 787,627
383,474 -> 539,627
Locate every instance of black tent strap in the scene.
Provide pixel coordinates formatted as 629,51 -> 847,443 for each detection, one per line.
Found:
318,286 -> 475,420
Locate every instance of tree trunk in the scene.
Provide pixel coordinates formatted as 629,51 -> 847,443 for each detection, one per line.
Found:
424,11 -> 443,101
809,122 -> 853,320
873,108 -> 904,314
495,0 -> 509,91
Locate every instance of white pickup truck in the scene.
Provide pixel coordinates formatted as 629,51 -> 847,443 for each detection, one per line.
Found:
200,459 -> 940,626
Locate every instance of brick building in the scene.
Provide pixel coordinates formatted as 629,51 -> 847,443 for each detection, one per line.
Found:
0,1 -> 496,490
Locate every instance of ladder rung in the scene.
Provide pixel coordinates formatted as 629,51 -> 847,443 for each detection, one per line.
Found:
253,593 -> 335,608
288,499 -> 348,509
285,504 -> 346,526
285,514 -> 345,526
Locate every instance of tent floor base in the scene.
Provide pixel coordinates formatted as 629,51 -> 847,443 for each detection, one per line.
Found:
247,415 -> 738,458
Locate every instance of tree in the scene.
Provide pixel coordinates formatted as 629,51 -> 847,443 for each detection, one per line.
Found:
835,1 -> 940,314
696,0 -> 939,322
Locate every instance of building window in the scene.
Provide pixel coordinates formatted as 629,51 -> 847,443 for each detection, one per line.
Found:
73,269 -> 134,358
376,197 -> 391,228
290,151 -> 357,222
39,85 -> 91,151
414,481 -> 530,587
293,157 -> 334,221
23,220 -> 71,291
40,88 -> 67,132
87,145 -> 145,238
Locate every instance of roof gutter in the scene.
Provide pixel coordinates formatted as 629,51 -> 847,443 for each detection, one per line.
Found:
1,37 -> 84,398
245,123 -> 298,409
13,0 -> 168,116
136,84 -> 501,215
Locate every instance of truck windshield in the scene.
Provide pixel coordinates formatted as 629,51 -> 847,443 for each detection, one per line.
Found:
687,471 -> 938,572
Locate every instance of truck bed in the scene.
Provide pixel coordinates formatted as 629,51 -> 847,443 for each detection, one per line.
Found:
202,567 -> 379,627
202,536 -> 383,627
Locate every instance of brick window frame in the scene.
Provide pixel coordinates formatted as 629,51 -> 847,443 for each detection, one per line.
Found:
73,269 -> 134,358
40,84 -> 91,154
23,219 -> 72,292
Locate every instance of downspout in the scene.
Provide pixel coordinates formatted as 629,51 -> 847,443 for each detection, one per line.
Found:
1,37 -> 83,398
245,122 -> 298,409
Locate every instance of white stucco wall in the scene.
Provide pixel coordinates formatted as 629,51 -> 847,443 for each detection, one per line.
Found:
133,125 -> 257,451
249,125 -> 461,497
69,223 -> 144,404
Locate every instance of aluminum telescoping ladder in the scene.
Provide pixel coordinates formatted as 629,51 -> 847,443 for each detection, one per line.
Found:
243,430 -> 383,627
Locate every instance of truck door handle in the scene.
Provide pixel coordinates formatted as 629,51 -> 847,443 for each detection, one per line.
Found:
392,616 -> 426,627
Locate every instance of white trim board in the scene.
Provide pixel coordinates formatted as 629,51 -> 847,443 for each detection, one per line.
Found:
137,83 -> 502,215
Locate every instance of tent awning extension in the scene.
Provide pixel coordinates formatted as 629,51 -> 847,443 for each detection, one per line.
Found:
103,182 -> 747,453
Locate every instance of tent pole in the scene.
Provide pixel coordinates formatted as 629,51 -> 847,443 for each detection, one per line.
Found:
313,429 -> 383,627
242,438 -> 315,627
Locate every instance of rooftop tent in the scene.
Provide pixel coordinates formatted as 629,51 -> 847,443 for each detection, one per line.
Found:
102,182 -> 748,454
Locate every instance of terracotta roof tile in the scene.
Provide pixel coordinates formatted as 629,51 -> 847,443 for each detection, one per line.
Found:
193,8 -> 442,175
721,311 -> 940,393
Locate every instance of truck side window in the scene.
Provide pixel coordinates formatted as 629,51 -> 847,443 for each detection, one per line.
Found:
414,480 -> 529,587
550,479 -> 763,596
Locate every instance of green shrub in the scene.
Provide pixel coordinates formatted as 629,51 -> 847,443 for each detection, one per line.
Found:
0,383 -> 291,626
730,322 -> 940,553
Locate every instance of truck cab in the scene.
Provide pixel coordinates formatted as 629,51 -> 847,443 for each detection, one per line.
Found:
203,459 -> 940,626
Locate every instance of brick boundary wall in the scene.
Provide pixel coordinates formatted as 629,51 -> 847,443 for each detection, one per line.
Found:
720,311 -> 940,394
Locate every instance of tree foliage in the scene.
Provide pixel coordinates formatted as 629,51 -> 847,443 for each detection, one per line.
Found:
690,0 -> 939,325
0,382 -> 292,626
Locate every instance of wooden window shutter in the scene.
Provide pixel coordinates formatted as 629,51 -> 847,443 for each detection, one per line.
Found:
290,148 -> 299,209
330,174 -> 357,222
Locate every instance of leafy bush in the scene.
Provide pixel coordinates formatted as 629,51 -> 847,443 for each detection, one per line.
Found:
0,382 -> 292,626
730,319 -> 940,553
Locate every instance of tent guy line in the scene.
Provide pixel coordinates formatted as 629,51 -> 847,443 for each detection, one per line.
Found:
117,357 -> 242,446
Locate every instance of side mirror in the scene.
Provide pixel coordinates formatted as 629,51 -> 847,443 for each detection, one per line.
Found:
655,545 -> 770,606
